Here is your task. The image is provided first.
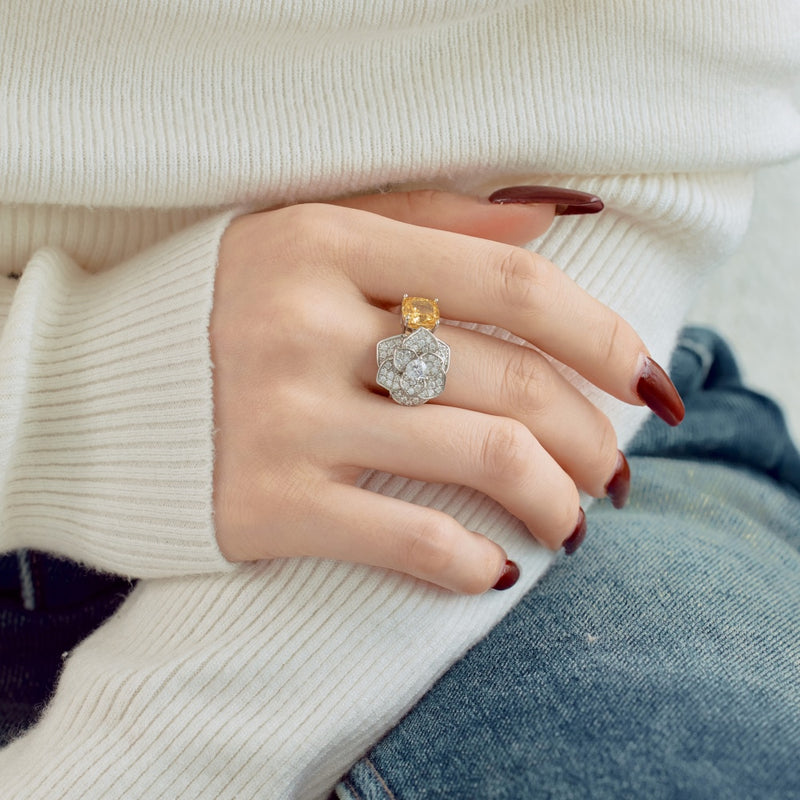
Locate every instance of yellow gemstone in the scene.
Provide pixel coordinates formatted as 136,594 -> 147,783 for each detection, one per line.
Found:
402,296 -> 440,330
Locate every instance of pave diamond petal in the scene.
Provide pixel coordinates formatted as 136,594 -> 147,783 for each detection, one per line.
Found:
405,327 -> 438,356
377,335 -> 404,365
419,371 -> 446,401
376,326 -> 449,406
400,368 -> 424,395
393,347 -> 415,371
376,360 -> 400,391
436,341 -> 450,372
392,388 -> 423,406
420,352 -> 442,371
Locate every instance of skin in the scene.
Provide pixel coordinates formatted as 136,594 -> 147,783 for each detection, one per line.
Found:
210,190 -> 652,594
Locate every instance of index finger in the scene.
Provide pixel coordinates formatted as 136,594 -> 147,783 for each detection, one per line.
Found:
331,189 -> 557,247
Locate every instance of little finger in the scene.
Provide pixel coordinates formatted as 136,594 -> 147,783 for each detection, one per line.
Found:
308,484 -> 515,594
341,398 -> 584,552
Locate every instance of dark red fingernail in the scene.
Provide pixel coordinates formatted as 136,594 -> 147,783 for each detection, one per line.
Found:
488,185 -> 604,216
492,559 -> 520,591
636,356 -> 685,426
605,451 -> 631,509
563,508 -> 587,555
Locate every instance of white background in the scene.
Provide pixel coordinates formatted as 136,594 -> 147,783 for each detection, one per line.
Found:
690,157 -> 800,443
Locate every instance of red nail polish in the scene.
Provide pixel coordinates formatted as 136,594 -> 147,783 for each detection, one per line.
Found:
605,451 -> 631,510
488,185 -> 604,216
563,508 -> 587,555
492,560 -> 520,591
636,356 -> 685,426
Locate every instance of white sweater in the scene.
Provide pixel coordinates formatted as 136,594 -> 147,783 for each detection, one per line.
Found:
0,1 -> 798,797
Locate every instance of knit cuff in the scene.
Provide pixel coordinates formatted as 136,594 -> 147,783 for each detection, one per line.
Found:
0,211 -> 240,577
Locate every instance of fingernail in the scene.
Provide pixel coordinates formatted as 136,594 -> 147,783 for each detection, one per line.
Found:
492,559 -> 520,591
488,185 -> 604,216
636,356 -> 685,426
563,508 -> 587,555
605,451 -> 631,510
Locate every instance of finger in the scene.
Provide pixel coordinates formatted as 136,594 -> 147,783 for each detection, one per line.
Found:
342,397 -> 582,552
358,319 -> 620,498
444,329 -> 623,498
331,208 -> 682,418
330,189 -> 556,247
305,483 -> 511,594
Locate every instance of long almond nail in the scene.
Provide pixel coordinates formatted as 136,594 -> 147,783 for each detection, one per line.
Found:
492,560 -> 520,591
605,451 -> 631,509
563,508 -> 587,555
636,356 -> 685,426
488,185 -> 604,216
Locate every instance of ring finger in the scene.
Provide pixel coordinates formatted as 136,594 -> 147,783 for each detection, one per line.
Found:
357,306 -> 623,500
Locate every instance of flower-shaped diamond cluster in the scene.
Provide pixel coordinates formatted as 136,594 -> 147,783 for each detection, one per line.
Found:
376,327 -> 450,406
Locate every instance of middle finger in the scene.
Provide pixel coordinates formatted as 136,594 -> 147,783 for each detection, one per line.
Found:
334,208 -> 650,407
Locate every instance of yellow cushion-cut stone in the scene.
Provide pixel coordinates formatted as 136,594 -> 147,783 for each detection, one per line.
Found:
402,296 -> 440,330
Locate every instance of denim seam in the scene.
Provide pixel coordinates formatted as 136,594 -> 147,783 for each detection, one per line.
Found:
365,757 -> 397,799
340,776 -> 362,800
676,335 -> 715,377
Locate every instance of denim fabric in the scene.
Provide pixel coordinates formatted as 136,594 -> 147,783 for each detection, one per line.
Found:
336,327 -> 800,800
628,327 -> 800,488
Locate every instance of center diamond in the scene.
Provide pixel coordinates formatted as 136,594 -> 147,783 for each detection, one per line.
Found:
405,357 -> 428,381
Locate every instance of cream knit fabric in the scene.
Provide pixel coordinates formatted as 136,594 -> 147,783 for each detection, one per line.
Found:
0,1 -> 798,797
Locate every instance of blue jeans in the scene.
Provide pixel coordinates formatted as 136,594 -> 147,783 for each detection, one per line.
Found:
336,327 -> 800,799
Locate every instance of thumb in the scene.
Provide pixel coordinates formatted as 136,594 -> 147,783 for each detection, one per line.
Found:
330,187 -> 602,247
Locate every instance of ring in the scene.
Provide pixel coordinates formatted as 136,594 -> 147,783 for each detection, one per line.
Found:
376,296 -> 450,406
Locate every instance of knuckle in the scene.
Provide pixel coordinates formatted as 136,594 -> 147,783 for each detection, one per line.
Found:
402,515 -> 458,578
403,189 -> 441,216
590,313 -> 626,366
273,201 -> 332,235
479,418 -> 533,486
494,247 -> 544,313
501,350 -> 550,416
260,288 -> 298,331
271,202 -> 350,265
461,551 -> 507,595
264,287 -> 340,355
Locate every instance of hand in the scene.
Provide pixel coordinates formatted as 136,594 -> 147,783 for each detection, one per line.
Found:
210,190 -> 683,593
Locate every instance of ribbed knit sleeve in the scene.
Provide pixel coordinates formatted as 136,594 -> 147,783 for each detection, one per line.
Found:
0,212 -> 238,576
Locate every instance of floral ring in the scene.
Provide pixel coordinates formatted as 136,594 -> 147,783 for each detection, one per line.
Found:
376,296 -> 450,406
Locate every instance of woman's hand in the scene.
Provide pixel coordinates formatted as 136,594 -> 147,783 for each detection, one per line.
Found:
210,190 -> 683,593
